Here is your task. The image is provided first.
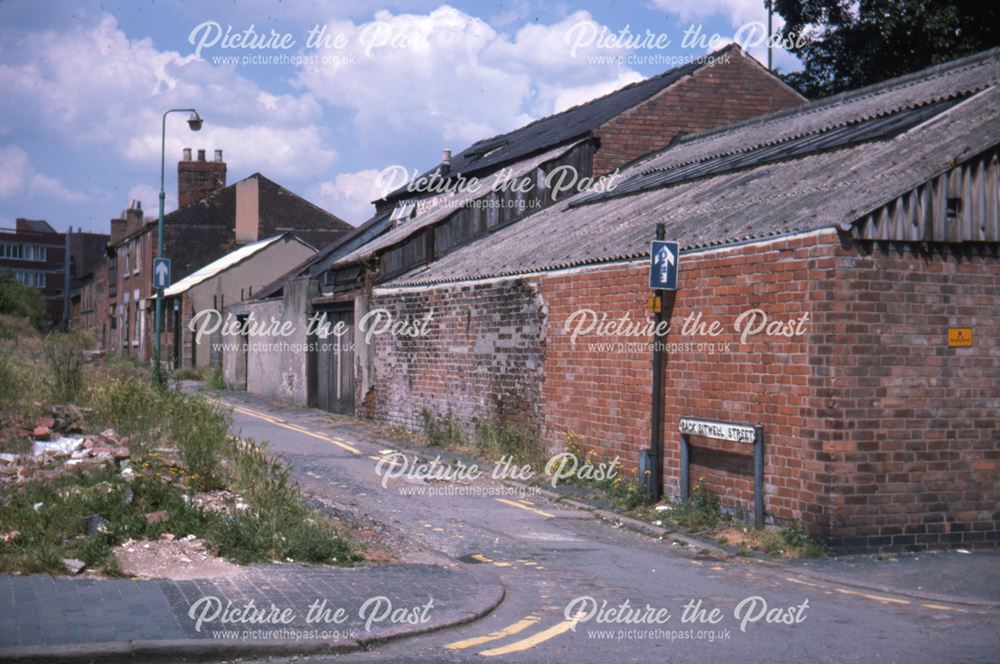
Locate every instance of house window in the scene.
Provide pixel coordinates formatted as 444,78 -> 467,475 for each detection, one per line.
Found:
2,243 -> 48,261
123,249 -> 130,278
13,271 -> 45,288
133,239 -> 141,274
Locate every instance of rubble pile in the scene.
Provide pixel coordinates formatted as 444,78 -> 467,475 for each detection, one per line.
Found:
0,405 -> 132,485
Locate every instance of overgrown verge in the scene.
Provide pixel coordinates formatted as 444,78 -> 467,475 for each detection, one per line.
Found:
0,318 -> 359,575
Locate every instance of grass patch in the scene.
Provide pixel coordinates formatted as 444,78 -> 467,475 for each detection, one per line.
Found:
0,324 -> 359,574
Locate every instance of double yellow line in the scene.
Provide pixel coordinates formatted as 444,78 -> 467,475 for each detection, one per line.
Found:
445,612 -> 585,656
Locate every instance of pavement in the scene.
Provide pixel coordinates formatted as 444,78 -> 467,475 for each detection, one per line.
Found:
1,387 -> 997,663
0,563 -> 503,662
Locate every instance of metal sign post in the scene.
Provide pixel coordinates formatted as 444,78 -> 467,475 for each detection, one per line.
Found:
644,224 -> 678,502
678,417 -> 765,528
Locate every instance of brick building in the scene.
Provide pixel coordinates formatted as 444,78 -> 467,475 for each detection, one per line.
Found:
226,45 -> 805,411
1,218 -> 107,325
362,49 -> 1000,551
92,149 -> 352,361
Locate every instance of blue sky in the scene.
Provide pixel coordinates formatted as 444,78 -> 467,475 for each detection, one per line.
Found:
0,0 -> 799,234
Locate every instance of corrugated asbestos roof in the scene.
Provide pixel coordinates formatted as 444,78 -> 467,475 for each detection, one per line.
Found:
251,211 -> 392,300
383,48 -> 1000,288
164,234 -> 304,297
334,140 -> 585,268
381,46 -> 740,203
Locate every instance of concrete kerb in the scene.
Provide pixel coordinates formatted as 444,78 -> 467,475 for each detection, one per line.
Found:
0,566 -> 506,663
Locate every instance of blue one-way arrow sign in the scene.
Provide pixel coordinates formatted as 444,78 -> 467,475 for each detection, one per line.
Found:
649,240 -> 678,290
153,257 -> 171,290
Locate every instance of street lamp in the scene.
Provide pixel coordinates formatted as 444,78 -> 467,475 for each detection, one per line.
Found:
154,108 -> 202,385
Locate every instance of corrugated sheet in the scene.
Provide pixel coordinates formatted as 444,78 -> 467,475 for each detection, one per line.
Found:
853,149 -> 1000,242
165,234 -> 294,297
383,63 -> 1000,289
573,96 -> 964,206
332,140 -> 585,268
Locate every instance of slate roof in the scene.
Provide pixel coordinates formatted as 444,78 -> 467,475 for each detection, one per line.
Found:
382,44 -> 744,203
384,47 -> 1000,288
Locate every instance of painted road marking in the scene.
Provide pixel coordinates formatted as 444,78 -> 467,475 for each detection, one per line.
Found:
214,399 -> 362,455
921,603 -> 968,613
478,614 -> 585,657
834,588 -> 910,605
495,498 -> 554,518
444,615 -> 541,650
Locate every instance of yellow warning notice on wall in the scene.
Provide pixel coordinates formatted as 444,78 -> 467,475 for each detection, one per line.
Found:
948,327 -> 973,347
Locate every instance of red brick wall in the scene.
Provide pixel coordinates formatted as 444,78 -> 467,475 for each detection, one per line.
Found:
370,231 -> 1000,550
815,244 -> 1000,550
541,234 -> 827,528
370,280 -> 546,435
178,157 -> 226,208
592,50 -> 805,176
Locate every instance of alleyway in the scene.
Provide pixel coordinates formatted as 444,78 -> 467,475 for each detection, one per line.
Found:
215,391 -> 999,664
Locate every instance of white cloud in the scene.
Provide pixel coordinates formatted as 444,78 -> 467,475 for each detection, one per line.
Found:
29,173 -> 89,203
0,145 -> 29,198
0,14 -> 338,182
309,169 -> 384,224
0,144 -> 87,203
294,7 -> 644,157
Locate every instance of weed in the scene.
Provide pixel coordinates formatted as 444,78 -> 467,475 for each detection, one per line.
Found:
421,408 -> 464,448
171,367 -> 204,381
206,367 -> 227,390
43,332 -> 91,404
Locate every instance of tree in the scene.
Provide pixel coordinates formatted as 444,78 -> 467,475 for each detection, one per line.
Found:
0,270 -> 46,328
773,0 -> 1000,98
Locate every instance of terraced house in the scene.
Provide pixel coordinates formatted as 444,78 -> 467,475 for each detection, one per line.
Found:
89,149 -> 352,362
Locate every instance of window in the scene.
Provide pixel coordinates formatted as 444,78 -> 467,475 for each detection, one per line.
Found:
123,249 -> 130,278
0,243 -> 46,261
132,239 -> 141,274
13,271 -> 45,288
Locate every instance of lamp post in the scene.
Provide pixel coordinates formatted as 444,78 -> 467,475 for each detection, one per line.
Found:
154,108 -> 203,385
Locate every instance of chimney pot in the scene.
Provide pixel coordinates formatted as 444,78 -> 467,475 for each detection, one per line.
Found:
197,149 -> 206,161
442,149 -> 451,165
214,149 -> 223,162
182,147 -> 192,161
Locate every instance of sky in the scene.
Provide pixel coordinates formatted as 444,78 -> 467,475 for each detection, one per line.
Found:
0,0 -> 801,234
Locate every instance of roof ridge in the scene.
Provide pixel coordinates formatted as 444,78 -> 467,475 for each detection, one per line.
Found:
619,48 -> 1000,179
673,47 -> 1000,152
464,44 -> 738,150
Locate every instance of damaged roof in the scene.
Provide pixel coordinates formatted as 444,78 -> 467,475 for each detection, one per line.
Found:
384,47 -> 1000,288
334,140 -> 586,268
382,44 -> 744,203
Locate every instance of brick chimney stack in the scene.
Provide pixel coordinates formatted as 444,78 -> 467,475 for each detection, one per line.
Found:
178,148 -> 226,208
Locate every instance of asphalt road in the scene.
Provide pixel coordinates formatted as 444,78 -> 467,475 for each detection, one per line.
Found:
214,392 -> 998,664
